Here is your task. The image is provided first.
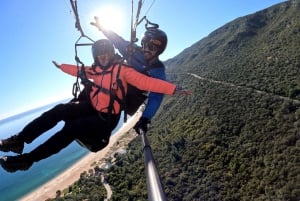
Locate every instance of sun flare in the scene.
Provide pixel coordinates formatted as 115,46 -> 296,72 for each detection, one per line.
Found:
90,5 -> 126,34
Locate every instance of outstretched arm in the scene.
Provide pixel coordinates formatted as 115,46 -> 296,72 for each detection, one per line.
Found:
52,61 -> 61,69
90,16 -> 129,52
52,61 -> 80,77
91,16 -> 145,70
174,88 -> 192,95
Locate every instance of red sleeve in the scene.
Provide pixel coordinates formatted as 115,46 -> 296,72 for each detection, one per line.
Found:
123,67 -> 176,95
60,64 -> 78,77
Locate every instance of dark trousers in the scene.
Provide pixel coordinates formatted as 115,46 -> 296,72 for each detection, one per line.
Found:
18,101 -> 120,162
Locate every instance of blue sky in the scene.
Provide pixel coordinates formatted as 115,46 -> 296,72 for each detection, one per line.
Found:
0,0 -> 286,119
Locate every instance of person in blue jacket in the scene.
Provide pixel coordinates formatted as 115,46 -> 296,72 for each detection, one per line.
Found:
91,16 -> 168,134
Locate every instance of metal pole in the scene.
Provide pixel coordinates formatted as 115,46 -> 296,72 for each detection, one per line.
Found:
140,129 -> 167,201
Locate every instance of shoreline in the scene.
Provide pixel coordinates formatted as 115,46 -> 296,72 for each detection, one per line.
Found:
20,112 -> 140,201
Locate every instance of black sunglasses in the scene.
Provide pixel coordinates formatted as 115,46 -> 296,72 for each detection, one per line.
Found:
141,42 -> 158,52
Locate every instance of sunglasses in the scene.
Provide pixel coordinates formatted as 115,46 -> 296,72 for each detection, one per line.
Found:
141,42 -> 158,52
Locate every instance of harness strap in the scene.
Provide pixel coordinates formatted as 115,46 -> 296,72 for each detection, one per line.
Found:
79,63 -> 124,120
115,63 -> 127,122
78,60 -> 164,123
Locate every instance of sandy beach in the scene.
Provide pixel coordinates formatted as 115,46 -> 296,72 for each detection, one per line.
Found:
20,112 -> 141,201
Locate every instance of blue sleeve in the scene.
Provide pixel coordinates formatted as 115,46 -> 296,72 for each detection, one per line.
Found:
142,68 -> 166,120
102,30 -> 146,72
102,29 -> 166,120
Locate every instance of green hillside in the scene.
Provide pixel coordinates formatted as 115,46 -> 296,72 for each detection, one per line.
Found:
50,1 -> 300,200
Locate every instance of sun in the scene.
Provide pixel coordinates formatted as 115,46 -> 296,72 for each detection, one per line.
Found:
89,5 -> 126,34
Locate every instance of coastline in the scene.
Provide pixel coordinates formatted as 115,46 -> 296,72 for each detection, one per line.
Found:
20,112 -> 141,201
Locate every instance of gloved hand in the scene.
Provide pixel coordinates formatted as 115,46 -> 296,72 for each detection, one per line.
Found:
52,61 -> 61,69
174,86 -> 192,95
134,117 -> 150,135
90,16 -> 104,31
174,89 -> 192,95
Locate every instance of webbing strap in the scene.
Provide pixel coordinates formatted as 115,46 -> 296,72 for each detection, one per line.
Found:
69,0 -> 94,99
115,63 -> 127,122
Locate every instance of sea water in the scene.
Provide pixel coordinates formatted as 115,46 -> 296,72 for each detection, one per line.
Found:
0,101 -> 123,201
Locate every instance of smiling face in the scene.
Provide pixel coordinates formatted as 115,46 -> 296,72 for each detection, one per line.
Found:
140,28 -> 168,63
96,52 -> 115,67
92,39 -> 115,68
141,41 -> 158,61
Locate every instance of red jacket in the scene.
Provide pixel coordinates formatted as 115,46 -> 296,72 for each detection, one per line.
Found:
60,64 -> 176,114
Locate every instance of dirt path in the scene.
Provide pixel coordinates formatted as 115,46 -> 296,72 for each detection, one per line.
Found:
102,175 -> 112,201
189,73 -> 300,104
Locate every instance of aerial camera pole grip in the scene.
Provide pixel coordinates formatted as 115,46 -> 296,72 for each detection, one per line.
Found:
140,129 -> 167,201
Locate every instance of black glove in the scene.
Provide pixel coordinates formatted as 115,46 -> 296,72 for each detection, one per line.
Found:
134,117 -> 150,134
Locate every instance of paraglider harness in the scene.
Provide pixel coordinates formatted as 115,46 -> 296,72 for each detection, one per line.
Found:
68,0 -> 143,122
69,1 -> 168,200
75,55 -> 164,123
74,56 -> 148,123
69,0 -> 162,123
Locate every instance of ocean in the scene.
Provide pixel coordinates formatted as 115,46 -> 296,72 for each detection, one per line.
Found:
0,101 -> 123,201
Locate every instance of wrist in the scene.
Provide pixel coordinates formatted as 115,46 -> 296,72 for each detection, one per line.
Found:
141,116 -> 150,123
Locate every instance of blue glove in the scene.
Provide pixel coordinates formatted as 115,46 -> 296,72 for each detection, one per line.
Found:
134,117 -> 150,134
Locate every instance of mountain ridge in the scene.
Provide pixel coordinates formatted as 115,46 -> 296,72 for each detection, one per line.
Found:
49,1 -> 300,200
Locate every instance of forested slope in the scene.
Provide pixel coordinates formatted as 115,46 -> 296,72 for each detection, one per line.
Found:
50,1 -> 300,200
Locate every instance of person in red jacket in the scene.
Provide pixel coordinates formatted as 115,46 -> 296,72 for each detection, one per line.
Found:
90,16 -> 170,135
0,39 -> 189,173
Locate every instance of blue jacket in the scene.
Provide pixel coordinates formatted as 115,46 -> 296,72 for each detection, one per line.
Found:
101,30 -> 166,120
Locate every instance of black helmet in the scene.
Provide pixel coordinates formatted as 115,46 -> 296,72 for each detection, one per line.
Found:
141,28 -> 167,56
92,39 -> 115,60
